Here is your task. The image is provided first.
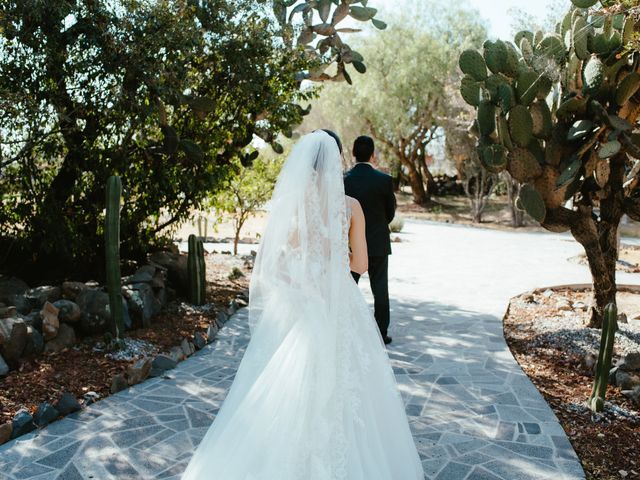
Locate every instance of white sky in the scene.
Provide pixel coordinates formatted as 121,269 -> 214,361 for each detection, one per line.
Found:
369,0 -> 571,40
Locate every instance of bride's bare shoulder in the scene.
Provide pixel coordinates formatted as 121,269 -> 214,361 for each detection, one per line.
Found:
345,196 -> 364,217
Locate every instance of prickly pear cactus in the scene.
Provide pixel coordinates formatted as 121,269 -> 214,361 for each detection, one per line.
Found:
458,3 -> 640,229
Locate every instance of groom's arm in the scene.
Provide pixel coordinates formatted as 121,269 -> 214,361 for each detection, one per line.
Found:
385,176 -> 396,223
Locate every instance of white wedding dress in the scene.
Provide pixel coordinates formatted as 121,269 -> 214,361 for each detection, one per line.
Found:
181,131 -> 424,480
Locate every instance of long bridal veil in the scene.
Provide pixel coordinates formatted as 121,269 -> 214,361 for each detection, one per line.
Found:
181,131 -> 424,480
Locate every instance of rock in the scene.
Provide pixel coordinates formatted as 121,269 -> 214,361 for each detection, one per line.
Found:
11,409 -> 35,438
151,269 -> 166,290
33,402 -> 59,427
217,311 -> 229,325
542,289 -> 554,298
227,300 -> 239,316
44,323 -> 76,353
122,283 -> 161,328
54,392 -> 81,415
169,345 -> 186,362
583,353 -> 597,372
150,354 -> 177,377
609,366 -> 619,386
110,373 -> 128,394
618,313 -> 628,324
193,331 -> 207,350
0,354 -> 8,376
521,293 -> 535,303
0,317 -> 28,362
20,310 -> 42,331
24,286 -> 61,310
619,352 -> 640,371
76,289 -> 111,334
40,302 -> 60,340
53,299 -> 81,323
556,298 -> 573,311
61,281 -> 87,301
123,265 -> 155,285
0,276 -> 30,314
622,386 -> 640,407
573,301 -> 588,311
0,422 -> 12,445
127,357 -> 152,385
181,338 -> 195,357
83,391 -> 100,406
148,251 -> 189,295
23,326 -> 44,355
0,305 -> 17,318
206,323 -> 219,343
615,369 -> 640,390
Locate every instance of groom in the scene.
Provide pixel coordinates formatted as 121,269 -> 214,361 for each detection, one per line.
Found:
344,136 -> 396,345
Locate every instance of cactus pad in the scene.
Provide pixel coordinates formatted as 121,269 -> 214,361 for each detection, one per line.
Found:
615,72 -> 640,106
508,105 -> 534,147
535,166 -> 567,208
460,75 -> 482,106
567,119 -> 595,141
479,144 -> 508,173
518,183 -> 546,222
597,140 -> 621,159
556,155 -> 582,187
508,147 -> 542,182
483,40 -> 507,74
516,68 -> 539,106
571,0 -> 598,7
530,100 -> 552,139
477,100 -> 496,136
459,50 -> 488,81
583,57 -> 605,95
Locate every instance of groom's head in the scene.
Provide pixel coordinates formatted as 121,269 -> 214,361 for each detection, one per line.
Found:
353,136 -> 375,163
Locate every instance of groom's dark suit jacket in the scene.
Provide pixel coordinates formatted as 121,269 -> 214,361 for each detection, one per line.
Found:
344,163 -> 396,256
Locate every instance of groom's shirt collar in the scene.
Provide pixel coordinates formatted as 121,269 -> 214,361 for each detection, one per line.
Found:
355,162 -> 374,168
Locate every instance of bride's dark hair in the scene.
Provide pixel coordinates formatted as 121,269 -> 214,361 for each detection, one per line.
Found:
318,129 -> 342,154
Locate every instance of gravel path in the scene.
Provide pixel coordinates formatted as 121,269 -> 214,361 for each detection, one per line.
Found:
1,220 -> 638,480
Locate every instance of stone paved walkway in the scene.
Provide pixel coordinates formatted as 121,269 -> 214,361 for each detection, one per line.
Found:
2,220 -> 639,480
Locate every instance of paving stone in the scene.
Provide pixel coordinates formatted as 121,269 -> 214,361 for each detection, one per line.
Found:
0,221 -> 588,480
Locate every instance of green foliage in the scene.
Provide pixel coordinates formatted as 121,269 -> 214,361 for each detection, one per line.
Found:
588,303 -> 617,412
302,2 -> 487,205
0,0 -> 323,279
212,153 -> 283,255
105,176 -> 125,337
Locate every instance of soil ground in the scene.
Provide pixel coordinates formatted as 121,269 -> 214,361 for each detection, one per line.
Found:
0,252 -> 251,426
505,288 -> 640,480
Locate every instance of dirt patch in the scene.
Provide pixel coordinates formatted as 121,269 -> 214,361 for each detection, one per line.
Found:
0,250 -> 251,426
505,288 -> 640,480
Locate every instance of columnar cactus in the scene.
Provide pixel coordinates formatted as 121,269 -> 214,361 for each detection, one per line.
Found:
588,303 -> 617,412
187,234 -> 206,305
458,1 -> 640,327
105,176 -> 125,337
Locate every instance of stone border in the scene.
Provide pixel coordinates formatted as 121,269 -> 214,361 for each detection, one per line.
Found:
0,296 -> 245,447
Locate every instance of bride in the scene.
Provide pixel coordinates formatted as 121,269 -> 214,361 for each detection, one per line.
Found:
181,130 -> 424,480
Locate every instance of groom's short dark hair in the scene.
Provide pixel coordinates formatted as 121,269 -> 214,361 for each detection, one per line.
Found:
353,136 -> 375,163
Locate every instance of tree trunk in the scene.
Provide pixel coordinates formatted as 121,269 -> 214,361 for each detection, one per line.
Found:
505,174 -> 524,228
400,152 -> 429,205
571,206 -> 620,328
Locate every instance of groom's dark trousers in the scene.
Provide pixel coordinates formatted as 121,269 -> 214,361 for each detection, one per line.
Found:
345,162 -> 396,338
351,258 -> 390,337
